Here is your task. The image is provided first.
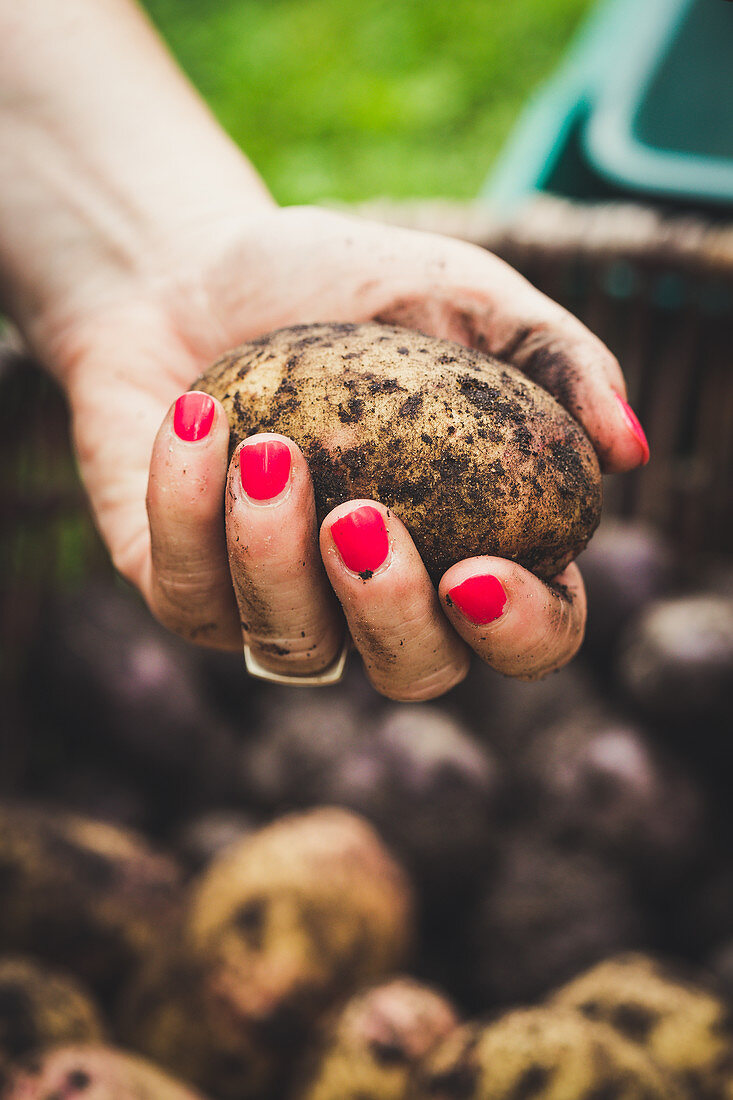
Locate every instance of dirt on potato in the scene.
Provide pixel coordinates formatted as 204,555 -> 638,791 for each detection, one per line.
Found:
195,322 -> 602,582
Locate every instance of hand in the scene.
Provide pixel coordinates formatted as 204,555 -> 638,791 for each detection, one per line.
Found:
50,204 -> 648,700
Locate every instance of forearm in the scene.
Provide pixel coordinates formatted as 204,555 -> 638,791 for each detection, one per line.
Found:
0,0 -> 274,354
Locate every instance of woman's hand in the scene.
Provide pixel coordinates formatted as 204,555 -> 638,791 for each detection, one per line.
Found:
0,0 -> 649,700
52,204 -> 649,700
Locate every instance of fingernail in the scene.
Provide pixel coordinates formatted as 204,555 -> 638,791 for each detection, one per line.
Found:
173,392 -> 215,442
240,439 -> 292,501
616,395 -> 650,465
331,506 -> 389,578
446,574 -> 506,625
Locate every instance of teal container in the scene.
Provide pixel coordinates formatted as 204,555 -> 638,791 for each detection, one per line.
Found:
484,0 -> 733,215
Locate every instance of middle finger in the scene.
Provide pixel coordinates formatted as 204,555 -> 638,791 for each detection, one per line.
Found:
226,433 -> 344,678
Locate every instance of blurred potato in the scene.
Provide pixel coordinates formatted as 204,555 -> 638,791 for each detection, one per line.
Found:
2,1045 -> 209,1100
0,957 -> 104,1086
122,808 -> 414,1100
0,803 -> 183,999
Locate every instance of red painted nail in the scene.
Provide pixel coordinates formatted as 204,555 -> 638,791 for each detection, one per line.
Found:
331,506 -> 389,578
240,439 -> 292,500
173,392 -> 215,442
447,574 -> 506,625
616,395 -> 650,465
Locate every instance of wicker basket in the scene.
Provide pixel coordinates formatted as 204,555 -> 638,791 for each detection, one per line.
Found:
354,195 -> 733,555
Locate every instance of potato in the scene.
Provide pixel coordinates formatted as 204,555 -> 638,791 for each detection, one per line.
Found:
121,808 -> 414,1100
551,954 -> 733,1097
2,1045 -> 208,1100
118,952 -> 276,1100
0,957 -> 104,1085
468,833 -> 642,1006
313,705 -> 501,892
195,322 -> 601,581
296,977 -> 458,1100
186,807 -> 414,1006
409,1009 -> 683,1100
0,803 -> 183,998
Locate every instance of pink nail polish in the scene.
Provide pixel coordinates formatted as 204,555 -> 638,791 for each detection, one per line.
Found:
240,440 -> 292,500
616,395 -> 650,465
331,506 -> 389,578
173,392 -> 215,442
447,574 -> 506,625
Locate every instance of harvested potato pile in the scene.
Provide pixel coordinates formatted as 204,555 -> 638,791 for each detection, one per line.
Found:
6,333 -> 733,1100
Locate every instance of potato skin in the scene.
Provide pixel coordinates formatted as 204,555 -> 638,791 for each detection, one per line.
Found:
195,322 -> 602,581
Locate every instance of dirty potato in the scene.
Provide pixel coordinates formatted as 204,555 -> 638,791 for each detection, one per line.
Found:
0,803 -> 183,998
0,957 -> 104,1085
296,977 -> 458,1100
195,322 -> 601,582
409,1008 -> 682,1100
551,954 -> 733,1098
121,808 -> 414,1100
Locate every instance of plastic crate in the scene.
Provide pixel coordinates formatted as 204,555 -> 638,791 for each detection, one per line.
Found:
484,0 -> 733,216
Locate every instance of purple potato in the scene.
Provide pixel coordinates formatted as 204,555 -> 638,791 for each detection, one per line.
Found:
240,689 -> 365,812
174,810 -> 260,873
469,831 -> 644,1005
449,660 -> 600,762
315,705 -> 501,889
519,707 -> 704,881
30,582 -> 247,808
617,595 -> 733,739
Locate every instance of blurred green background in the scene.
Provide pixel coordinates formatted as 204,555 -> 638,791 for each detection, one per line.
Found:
141,0 -> 594,204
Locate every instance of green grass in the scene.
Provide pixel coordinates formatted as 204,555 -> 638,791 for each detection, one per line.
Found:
141,0 -> 594,204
